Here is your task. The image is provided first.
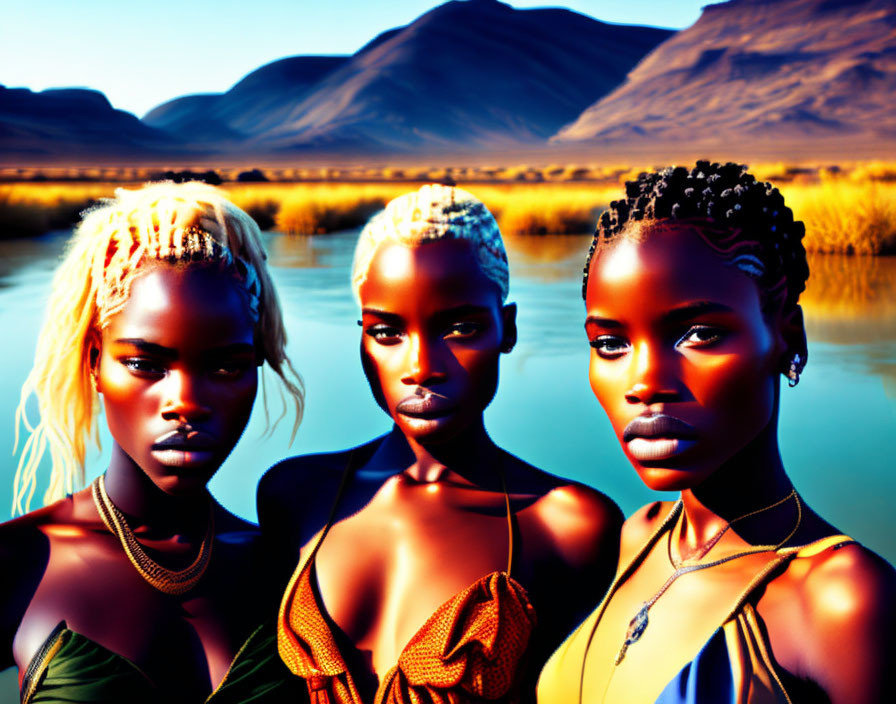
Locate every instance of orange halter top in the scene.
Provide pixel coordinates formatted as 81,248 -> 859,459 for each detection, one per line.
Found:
276,455 -> 538,704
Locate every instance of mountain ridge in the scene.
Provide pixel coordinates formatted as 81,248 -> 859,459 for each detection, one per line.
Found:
552,0 -> 896,147
0,84 -> 181,160
143,0 -> 673,154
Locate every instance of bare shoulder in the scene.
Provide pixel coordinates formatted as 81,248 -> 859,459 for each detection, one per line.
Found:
797,540 -> 896,635
258,448 -> 353,503
619,500 -> 678,562
504,456 -> 622,569
0,498 -> 76,559
212,502 -> 259,538
257,440 -> 376,517
0,498 -> 77,658
256,438 -> 384,555
534,481 -> 623,569
784,540 -> 896,702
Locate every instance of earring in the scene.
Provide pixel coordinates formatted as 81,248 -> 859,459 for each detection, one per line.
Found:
786,353 -> 802,387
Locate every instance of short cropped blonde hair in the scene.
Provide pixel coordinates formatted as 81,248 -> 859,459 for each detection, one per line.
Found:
13,181 -> 303,514
350,184 -> 509,303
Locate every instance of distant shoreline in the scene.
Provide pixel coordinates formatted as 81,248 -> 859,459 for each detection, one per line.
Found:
2,164 -> 894,254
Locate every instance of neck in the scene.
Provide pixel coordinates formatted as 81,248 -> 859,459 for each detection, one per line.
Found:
383,417 -> 501,486
102,444 -> 211,534
677,420 -> 795,552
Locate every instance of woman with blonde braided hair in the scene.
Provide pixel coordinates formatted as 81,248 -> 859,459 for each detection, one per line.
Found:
1,182 -> 304,702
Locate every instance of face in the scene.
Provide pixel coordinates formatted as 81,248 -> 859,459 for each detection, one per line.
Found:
94,264 -> 259,495
358,238 -> 515,445
584,225 -> 795,491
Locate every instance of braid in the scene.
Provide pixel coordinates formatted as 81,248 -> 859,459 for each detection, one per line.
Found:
13,182 -> 303,514
582,161 -> 809,310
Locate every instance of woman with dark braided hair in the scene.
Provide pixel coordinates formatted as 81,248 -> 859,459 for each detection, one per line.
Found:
537,162 -> 896,704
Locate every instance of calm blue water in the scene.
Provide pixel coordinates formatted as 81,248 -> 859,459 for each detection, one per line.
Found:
0,231 -> 894,566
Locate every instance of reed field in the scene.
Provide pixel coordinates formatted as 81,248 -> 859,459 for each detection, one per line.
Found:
2,162 -> 895,253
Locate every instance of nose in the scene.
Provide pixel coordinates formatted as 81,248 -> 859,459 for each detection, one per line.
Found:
161,369 -> 213,423
401,333 -> 446,387
624,341 -> 681,405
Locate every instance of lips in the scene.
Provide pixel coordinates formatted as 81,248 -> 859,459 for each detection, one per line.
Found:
150,429 -> 218,468
395,388 -> 455,418
152,429 -> 216,451
622,413 -> 698,462
623,414 -> 697,442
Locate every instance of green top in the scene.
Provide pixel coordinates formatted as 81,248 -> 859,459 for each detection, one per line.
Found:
21,621 -> 305,703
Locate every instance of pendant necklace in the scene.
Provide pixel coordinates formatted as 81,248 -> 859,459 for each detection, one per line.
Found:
615,490 -> 801,665
92,474 -> 215,595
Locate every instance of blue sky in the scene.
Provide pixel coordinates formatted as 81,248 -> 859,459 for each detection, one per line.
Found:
1,1 -> 708,117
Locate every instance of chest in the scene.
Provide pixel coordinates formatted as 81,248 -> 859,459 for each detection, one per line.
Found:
310,486 -> 519,672
579,544 -> 783,704
15,531 -> 265,699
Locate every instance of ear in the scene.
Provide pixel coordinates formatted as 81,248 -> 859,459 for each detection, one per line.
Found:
778,304 -> 808,376
500,303 -> 517,354
87,330 -> 102,392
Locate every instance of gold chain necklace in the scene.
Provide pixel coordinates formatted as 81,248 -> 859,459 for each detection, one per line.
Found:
615,491 -> 801,665
91,475 -> 215,595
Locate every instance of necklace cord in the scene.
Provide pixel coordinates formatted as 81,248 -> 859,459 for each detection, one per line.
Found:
614,491 -> 802,666
668,489 -> 799,568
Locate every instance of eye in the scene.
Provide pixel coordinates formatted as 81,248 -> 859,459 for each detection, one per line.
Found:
210,360 -> 253,379
444,321 -> 483,339
676,325 -> 725,348
589,335 -> 630,359
365,324 -> 403,345
121,357 -> 167,376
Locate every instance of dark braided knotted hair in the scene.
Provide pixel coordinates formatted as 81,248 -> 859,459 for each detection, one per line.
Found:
582,161 -> 809,312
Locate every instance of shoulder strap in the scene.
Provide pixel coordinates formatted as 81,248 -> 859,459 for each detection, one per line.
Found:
722,534 -> 856,622
295,451 -> 357,581
789,534 -> 855,559
576,501 -> 682,703
496,459 -> 515,577
277,451 -> 361,677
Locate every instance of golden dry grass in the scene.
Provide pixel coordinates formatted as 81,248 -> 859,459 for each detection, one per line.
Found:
2,164 -> 895,251
786,180 -> 896,255
0,182 -> 117,237
226,183 -> 414,235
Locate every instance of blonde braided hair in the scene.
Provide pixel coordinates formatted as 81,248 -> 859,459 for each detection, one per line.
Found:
13,181 -> 303,514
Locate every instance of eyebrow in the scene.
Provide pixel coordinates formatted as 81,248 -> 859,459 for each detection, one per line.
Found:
660,301 -> 735,324
585,302 -> 735,330
361,309 -> 404,324
202,343 -> 257,357
112,339 -> 255,358
362,304 -> 493,321
584,315 -> 623,330
112,339 -> 177,358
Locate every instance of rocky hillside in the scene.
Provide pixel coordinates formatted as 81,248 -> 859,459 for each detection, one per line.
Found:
1,85 -> 177,160
144,0 -> 672,153
553,0 -> 896,148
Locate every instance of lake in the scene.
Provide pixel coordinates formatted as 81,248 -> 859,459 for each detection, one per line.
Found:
1,231 -> 894,555
0,229 -> 894,697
